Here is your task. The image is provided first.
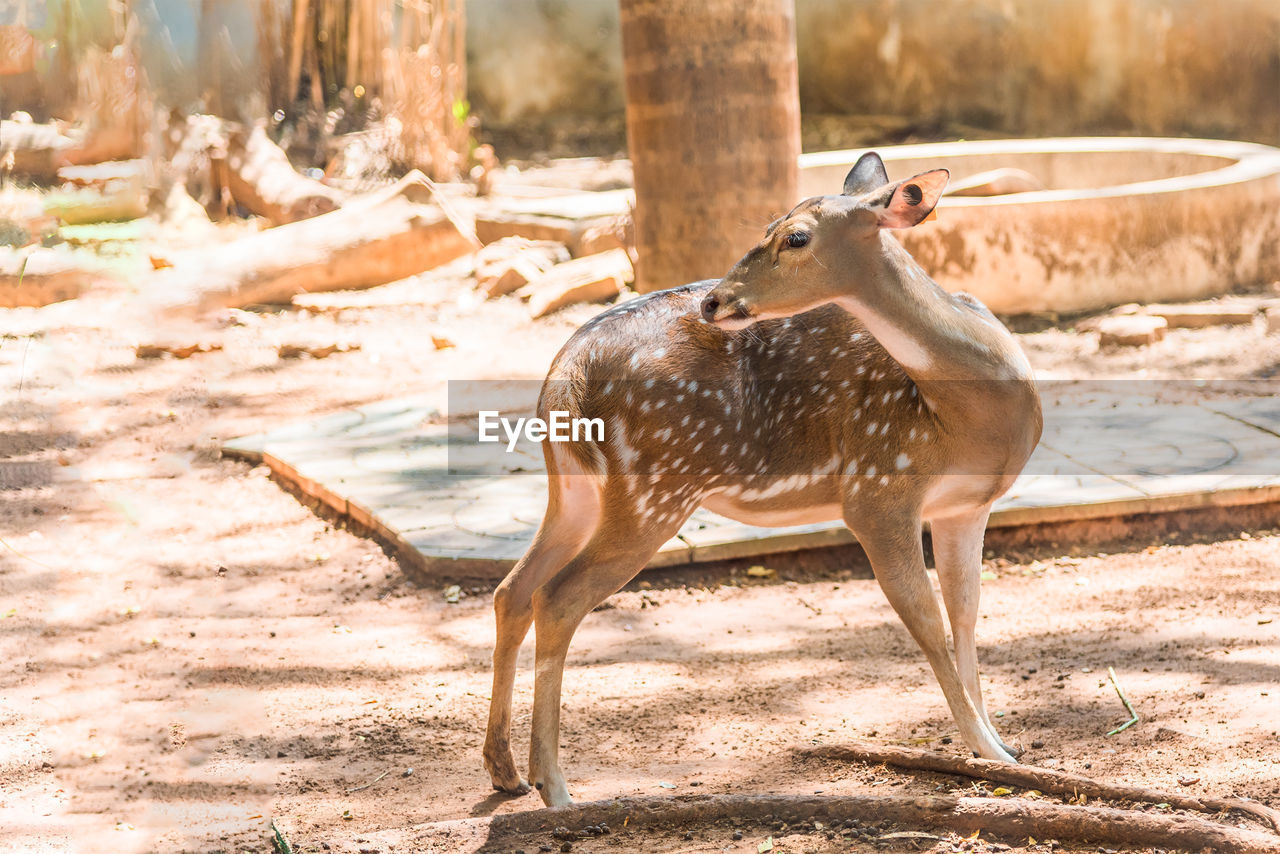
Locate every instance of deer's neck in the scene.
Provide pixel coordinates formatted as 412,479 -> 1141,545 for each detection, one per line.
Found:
834,233 -> 1030,386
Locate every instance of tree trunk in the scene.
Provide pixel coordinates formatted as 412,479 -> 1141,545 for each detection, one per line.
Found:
619,0 -> 801,293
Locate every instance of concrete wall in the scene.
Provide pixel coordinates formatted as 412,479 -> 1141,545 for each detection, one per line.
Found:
466,0 -> 622,126
8,1 -> 1277,145
464,0 -> 1280,145
0,0 -> 262,117
802,138 -> 1280,315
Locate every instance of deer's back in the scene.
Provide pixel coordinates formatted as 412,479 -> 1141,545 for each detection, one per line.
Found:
540,283 -> 946,489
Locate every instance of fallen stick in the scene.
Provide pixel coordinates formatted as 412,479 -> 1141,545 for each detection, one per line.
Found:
1106,665 -> 1139,735
796,741 -> 1280,832
387,793 -> 1280,854
344,769 -> 388,793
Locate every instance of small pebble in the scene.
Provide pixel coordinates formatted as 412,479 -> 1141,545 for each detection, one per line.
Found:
732,830 -> 743,840
1031,740 -> 1045,749
684,831 -> 693,840
560,843 -> 572,853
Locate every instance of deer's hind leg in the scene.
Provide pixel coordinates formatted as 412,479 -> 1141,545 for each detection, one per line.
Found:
484,460 -> 602,794
527,476 -> 700,807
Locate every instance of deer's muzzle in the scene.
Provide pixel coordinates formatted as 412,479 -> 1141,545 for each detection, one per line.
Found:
700,287 -> 752,328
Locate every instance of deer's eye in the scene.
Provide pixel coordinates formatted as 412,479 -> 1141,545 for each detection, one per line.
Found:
784,231 -> 810,249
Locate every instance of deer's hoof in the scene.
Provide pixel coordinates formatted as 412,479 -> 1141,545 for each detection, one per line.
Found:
492,778 -> 531,796
532,778 -> 574,808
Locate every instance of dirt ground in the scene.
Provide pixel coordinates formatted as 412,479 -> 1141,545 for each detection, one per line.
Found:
2,261 -> 1279,853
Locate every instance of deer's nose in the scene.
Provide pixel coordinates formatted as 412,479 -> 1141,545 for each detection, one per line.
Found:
700,294 -> 721,322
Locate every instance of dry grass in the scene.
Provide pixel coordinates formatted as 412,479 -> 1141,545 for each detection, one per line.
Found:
383,0 -> 469,181
267,0 -> 470,181
73,36 -> 149,163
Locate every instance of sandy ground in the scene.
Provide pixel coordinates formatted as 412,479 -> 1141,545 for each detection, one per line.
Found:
1,263 -> 1279,854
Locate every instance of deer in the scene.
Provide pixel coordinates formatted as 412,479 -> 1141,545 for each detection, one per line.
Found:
482,152 -> 1043,808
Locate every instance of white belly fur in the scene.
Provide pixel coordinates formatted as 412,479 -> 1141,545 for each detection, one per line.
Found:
701,493 -> 844,528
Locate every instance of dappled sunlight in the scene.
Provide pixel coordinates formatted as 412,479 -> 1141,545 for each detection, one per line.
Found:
4,0 -> 1280,848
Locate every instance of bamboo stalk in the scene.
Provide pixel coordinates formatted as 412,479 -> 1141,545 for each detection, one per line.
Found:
308,38 -> 324,111
346,0 -> 360,92
286,0 -> 310,106
364,0 -> 381,96
258,0 -> 282,110
454,0 -> 466,105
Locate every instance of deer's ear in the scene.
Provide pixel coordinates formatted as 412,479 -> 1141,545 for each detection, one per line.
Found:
875,169 -> 949,229
843,152 -> 889,196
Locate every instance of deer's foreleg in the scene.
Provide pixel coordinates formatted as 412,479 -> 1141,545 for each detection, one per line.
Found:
930,508 -> 1020,757
846,504 -> 1016,763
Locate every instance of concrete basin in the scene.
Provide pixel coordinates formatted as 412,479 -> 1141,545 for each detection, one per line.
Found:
801,137 -> 1280,314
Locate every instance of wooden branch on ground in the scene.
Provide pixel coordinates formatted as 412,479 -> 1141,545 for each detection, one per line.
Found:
388,793 -> 1280,854
0,248 -> 115,307
225,125 -> 342,225
795,741 -> 1280,831
524,248 -> 633,318
151,171 -> 475,312
0,120 -> 79,180
475,237 -> 569,298
43,162 -> 149,225
42,187 -> 148,225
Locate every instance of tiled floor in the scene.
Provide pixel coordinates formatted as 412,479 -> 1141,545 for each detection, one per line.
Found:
224,394 -> 1280,579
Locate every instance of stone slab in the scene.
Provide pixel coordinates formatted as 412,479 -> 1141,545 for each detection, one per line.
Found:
1144,303 -> 1256,328
225,394 -> 1280,580
1097,314 -> 1167,346
474,191 -> 633,257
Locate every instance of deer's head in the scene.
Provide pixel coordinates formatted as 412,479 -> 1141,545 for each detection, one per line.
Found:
701,152 -> 948,328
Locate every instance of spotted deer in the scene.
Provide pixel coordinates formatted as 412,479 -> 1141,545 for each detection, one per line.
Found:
483,152 -> 1043,807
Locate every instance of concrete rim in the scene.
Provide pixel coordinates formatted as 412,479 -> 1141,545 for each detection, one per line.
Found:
799,136 -> 1280,205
